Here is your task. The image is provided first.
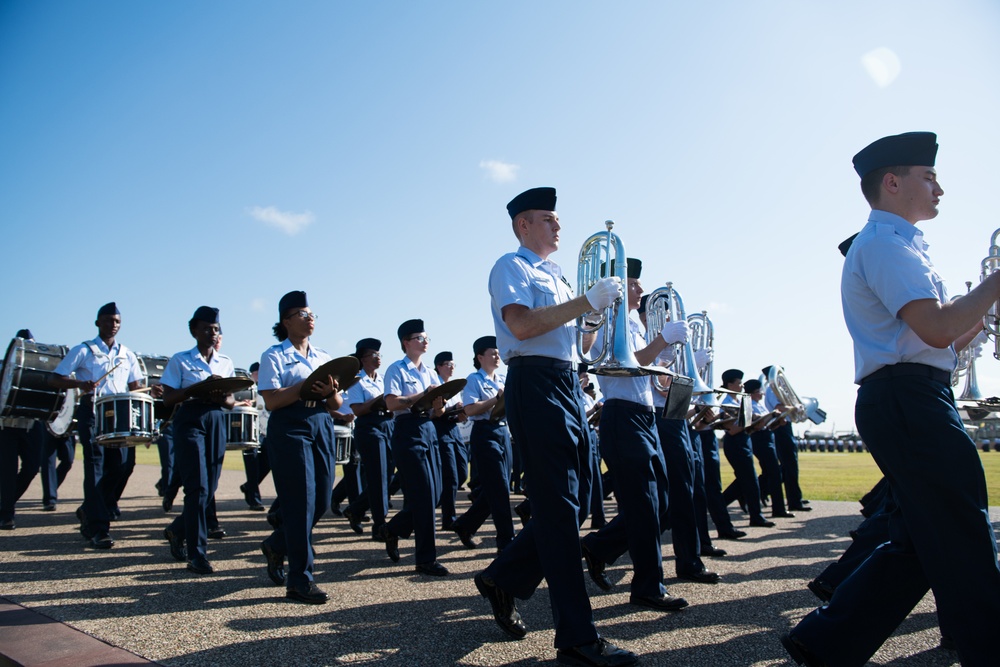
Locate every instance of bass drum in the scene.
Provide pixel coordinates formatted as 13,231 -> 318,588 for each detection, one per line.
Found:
48,386 -> 79,437
232,367 -> 257,404
0,338 -> 71,421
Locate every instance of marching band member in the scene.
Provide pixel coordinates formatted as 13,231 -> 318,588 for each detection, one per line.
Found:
343,338 -> 394,539
50,303 -> 145,549
762,366 -> 810,512
784,132 -> 1000,666
432,351 -> 465,531
743,379 -> 793,519
258,290 -> 341,604
719,369 -> 773,528
239,361 -> 269,512
0,329 -> 45,528
582,258 -> 696,606
378,319 -> 448,576
474,187 -> 637,667
159,306 -> 235,574
450,336 -> 513,552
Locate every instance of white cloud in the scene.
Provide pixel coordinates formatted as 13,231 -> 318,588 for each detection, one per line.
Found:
861,47 -> 901,88
247,205 -> 315,235
250,298 -> 267,312
479,159 -> 519,183
705,301 -> 731,314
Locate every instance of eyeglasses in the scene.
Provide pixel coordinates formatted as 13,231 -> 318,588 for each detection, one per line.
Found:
408,335 -> 430,344
363,351 -> 382,358
293,310 -> 317,321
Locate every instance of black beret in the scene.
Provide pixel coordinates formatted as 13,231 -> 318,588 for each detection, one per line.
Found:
761,366 -> 774,377
249,362 -> 260,372
434,351 -> 454,366
473,336 -> 497,356
15,329 -> 33,340
721,369 -> 744,385
603,257 -> 642,280
97,302 -> 119,318
507,187 -> 557,220
743,379 -> 763,393
398,319 -> 424,340
852,131 -> 937,178
278,291 -> 308,317
191,306 -> 220,324
355,338 -> 382,355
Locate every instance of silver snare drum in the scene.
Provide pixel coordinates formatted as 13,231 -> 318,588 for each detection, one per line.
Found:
334,423 -> 355,465
225,405 -> 259,450
94,392 -> 155,448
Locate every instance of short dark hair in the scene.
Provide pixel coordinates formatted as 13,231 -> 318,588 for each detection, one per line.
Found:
860,165 -> 911,206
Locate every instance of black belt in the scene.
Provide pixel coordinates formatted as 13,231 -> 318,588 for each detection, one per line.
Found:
604,398 -> 655,414
507,356 -> 575,371
860,362 -> 951,385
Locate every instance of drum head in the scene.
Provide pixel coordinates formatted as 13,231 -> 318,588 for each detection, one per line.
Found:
0,338 -> 21,416
48,386 -> 79,436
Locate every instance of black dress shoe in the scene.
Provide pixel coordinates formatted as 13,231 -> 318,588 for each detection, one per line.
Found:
164,528 -> 186,562
701,544 -> 727,557
474,572 -> 527,639
749,518 -> 775,527
330,503 -> 343,517
717,529 -> 746,540
807,579 -> 835,603
343,508 -> 364,534
415,561 -> 449,576
89,532 -> 114,549
781,632 -> 827,667
629,593 -> 688,611
249,502 -> 265,511
266,511 -> 280,529
42,503 -> 56,512
377,524 -> 399,562
453,526 -> 478,549
772,511 -> 796,518
208,527 -> 226,539
261,541 -> 286,586
187,558 -> 214,575
371,525 -> 386,542
75,506 -> 87,526
589,517 -> 607,530
287,582 -> 328,604
155,479 -> 164,497
678,569 -> 720,584
581,543 -> 612,591
789,504 -> 813,512
0,519 -> 14,530
556,637 -> 638,666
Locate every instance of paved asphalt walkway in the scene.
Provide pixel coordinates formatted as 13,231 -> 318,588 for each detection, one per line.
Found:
0,456 -> 984,666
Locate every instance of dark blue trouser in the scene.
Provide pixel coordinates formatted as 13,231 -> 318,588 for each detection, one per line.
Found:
721,431 -> 764,523
40,427 -> 75,506
386,413 -> 441,565
263,402 -> 336,590
433,419 -> 463,527
792,374 -> 1000,666
0,421 -> 44,520
657,416 -> 705,576
77,400 -> 131,535
345,414 -> 394,528
156,426 -> 175,493
241,443 -> 271,505
453,419 -> 514,549
697,428 -> 736,534
483,360 -> 597,649
751,429 -> 786,514
167,403 -> 227,562
773,421 -> 804,507
583,401 -> 669,596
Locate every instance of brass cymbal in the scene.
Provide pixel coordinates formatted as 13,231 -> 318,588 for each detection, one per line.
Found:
300,357 -> 361,400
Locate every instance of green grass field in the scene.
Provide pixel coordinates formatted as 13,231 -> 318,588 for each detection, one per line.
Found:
128,445 -> 1000,505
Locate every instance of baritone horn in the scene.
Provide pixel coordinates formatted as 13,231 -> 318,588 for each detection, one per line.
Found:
577,220 -> 661,377
981,230 -> 1000,360
644,283 -> 718,405
765,365 -> 826,425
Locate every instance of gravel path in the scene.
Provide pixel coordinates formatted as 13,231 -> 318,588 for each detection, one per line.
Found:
0,460 -> 983,666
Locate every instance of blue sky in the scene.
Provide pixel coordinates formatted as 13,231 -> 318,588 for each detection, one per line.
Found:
2,1 -> 999,434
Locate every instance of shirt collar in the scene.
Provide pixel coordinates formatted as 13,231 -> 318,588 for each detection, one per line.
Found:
868,209 -> 923,245
516,245 -> 563,280
280,338 -> 314,359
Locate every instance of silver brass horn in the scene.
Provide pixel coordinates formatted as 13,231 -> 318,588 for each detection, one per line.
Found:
980,229 -> 1000,360
644,283 -> 717,404
954,281 -> 985,401
577,220 -> 658,377
765,365 -> 807,423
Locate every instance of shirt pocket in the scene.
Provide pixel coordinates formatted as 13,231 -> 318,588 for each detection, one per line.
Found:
530,276 -> 559,307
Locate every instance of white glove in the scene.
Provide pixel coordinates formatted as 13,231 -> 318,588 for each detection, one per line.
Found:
660,320 -> 690,345
972,330 -> 990,348
973,344 -> 984,359
694,348 -> 713,368
585,276 -> 623,311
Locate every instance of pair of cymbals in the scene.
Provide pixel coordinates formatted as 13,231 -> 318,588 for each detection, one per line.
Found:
300,357 -> 362,400
183,376 -> 254,400
410,378 -> 467,413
